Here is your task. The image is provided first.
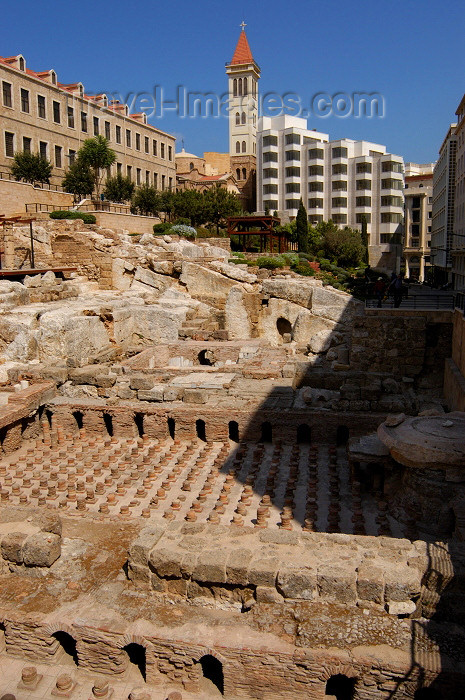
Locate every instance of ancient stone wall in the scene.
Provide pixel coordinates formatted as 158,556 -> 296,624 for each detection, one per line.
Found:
444,309 -> 465,411
0,179 -> 73,217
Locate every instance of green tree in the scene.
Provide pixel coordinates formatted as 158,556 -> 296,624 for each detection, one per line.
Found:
360,215 -> 369,264
78,135 -> 116,197
131,185 -> 159,216
103,173 -> 135,203
320,222 -> 365,268
203,184 -> 241,233
157,189 -> 175,221
10,151 -> 52,186
296,198 -> 309,253
172,189 -> 206,226
62,160 -> 95,199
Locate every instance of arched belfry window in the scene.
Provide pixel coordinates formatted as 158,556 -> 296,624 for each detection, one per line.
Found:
241,112 -> 246,124
235,112 -> 240,125
236,168 -> 241,180
243,77 -> 248,95
242,141 -> 246,153
233,78 -> 237,97
236,141 -> 240,154
238,78 -> 243,96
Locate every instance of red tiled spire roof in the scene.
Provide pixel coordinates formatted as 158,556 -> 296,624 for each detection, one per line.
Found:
230,29 -> 254,65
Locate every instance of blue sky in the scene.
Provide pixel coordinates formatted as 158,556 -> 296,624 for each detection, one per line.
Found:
2,0 -> 464,163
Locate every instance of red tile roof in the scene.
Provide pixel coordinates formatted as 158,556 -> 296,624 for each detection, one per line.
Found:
230,30 -> 254,65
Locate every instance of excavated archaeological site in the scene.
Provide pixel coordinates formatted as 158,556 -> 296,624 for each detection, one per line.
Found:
0,219 -> 465,699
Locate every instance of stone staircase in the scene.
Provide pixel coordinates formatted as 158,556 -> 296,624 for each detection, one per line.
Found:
178,308 -> 228,341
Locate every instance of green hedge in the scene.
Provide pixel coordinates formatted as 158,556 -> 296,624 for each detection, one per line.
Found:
255,257 -> 285,270
50,210 -> 96,224
153,222 -> 172,234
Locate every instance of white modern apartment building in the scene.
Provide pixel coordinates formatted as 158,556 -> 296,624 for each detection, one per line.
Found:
403,163 -> 434,281
431,125 -> 457,286
453,96 -> 465,291
257,115 -> 404,270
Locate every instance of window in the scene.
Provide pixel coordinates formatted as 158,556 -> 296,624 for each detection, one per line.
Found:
67,106 -> 74,128
285,149 -> 300,161
356,179 -> 371,190
411,238 -> 419,247
161,174 -> 165,190
2,81 -> 12,107
161,143 -> 165,158
332,163 -> 347,175
4,131 -> 14,157
285,167 -> 300,177
240,112 -> 246,125
309,181 -> 323,192
412,209 -> 420,222
381,213 -> 403,223
332,197 -> 347,207
356,196 -> 371,207
356,213 -> 371,223
333,213 -> 347,224
382,178 -> 402,190
263,151 -> 278,162
286,182 -> 300,193
19,57 -> 25,71
263,168 -> 278,178
382,160 -> 403,173
153,172 -> 158,189
135,133 -> 141,150
23,136 -> 31,152
242,141 -> 246,153
136,168 -> 141,185
308,197 -> 323,208
242,168 -> 246,180
285,133 -> 301,145
235,112 -> 240,125
381,195 -> 402,207
168,145 -> 172,160
36,95 -> 46,119
263,135 -> 278,147
93,116 -> 99,136
69,149 -> 76,165
127,165 -> 132,179
263,184 -> 278,194
55,145 -> 62,168
152,139 -> 157,156
380,234 -> 392,243
236,141 -> 240,154
285,199 -> 300,210
144,136 -> 149,153
145,170 -> 150,185
116,162 -> 122,174
126,129 -> 131,147
53,101 -> 61,124
105,121 -> 111,140
39,141 -> 47,159
236,168 -> 241,180
332,180 -> 347,191
411,224 -> 420,236
308,147 -> 324,159
332,146 -> 348,158
115,125 -> 121,144
20,88 -> 29,113
243,77 -> 247,95
308,165 -> 323,176
412,196 -> 421,208
233,78 -> 237,97
81,112 -> 87,132
356,162 -> 372,174
264,199 -> 278,209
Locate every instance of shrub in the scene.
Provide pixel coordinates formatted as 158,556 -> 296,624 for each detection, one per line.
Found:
170,224 -> 197,239
196,227 -> 213,238
255,257 -> 285,270
172,217 -> 191,226
153,222 -> 172,234
292,261 -> 315,276
49,210 -> 96,224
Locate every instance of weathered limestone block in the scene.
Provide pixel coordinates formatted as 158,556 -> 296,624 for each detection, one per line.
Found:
180,262 -> 238,304
22,532 -> 61,567
1,531 -> 28,563
356,564 -> 385,604
277,566 -> 317,600
261,278 -> 313,309
129,527 -> 165,566
248,557 -> 280,586
210,260 -> 257,283
37,312 -> 110,367
308,329 -> 334,354
384,565 -> 422,603
311,284 -> 362,323
225,286 -> 253,340
134,266 -> 169,293
0,281 -> 29,309
112,258 -> 134,291
317,565 -> 357,603
137,386 -> 165,401
149,547 -> 183,578
193,549 -> 227,583
226,549 -> 254,585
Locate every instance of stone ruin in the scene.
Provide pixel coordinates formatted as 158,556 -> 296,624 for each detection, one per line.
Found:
0,219 -> 463,699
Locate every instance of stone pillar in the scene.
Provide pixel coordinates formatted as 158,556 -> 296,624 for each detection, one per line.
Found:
3,225 -> 15,269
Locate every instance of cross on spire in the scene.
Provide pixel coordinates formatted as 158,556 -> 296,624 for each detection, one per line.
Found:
240,20 -> 247,31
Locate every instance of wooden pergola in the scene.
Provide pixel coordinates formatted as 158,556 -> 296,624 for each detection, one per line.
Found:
227,215 -> 290,254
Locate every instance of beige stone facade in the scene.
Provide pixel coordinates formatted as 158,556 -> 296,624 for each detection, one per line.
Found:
0,54 -> 176,192
403,163 -> 434,281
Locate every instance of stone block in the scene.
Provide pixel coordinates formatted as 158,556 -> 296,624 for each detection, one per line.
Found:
226,549 -> 254,585
356,564 -> 385,604
31,512 -> 62,536
317,566 -> 357,603
248,557 -> 280,587
193,549 -> 227,583
127,562 -> 151,584
277,566 -> 317,600
256,585 -> 284,603
22,532 -> 61,567
130,375 -> 156,390
385,565 -> 422,603
129,527 -> 165,566
149,547 -> 183,578
1,531 -> 28,563
183,389 -> 207,404
138,386 -> 165,401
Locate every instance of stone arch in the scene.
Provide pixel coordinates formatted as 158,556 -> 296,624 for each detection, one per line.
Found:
103,412 -> 114,437
228,421 -> 239,443
325,673 -> 356,700
123,642 -> 146,681
168,417 -> 175,440
193,649 -> 227,695
73,411 -> 84,430
276,317 -> 292,339
235,112 -> 240,125
242,140 -> 246,153
196,419 -> 207,442
51,630 -> 79,666
236,141 -> 240,154
134,413 -> 145,438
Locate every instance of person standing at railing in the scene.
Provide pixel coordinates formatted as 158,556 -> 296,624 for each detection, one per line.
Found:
389,274 -> 404,308
373,277 -> 386,308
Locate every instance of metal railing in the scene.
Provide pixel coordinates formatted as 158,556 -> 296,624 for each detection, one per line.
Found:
0,170 -> 65,192
366,294 -> 455,310
25,203 -> 75,213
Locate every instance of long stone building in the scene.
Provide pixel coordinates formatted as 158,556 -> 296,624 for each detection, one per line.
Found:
257,115 -> 404,270
403,163 -> 434,281
0,53 -> 176,192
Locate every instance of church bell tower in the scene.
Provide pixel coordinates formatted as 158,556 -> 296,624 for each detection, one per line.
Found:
226,23 -> 260,210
